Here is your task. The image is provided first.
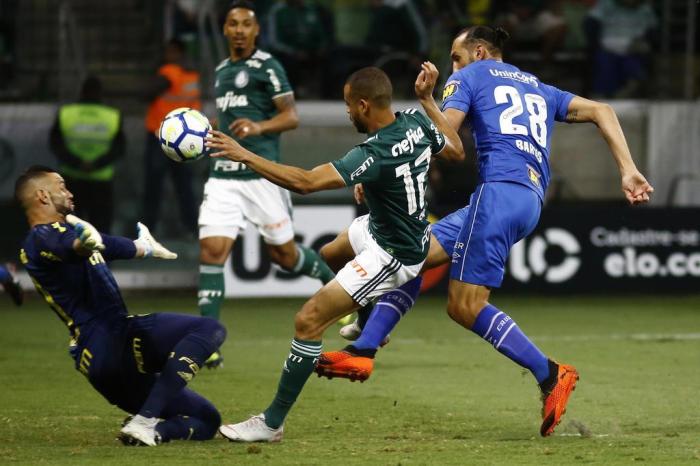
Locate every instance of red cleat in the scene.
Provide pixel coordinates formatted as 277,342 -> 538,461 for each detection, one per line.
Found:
540,363 -> 579,437
315,350 -> 374,382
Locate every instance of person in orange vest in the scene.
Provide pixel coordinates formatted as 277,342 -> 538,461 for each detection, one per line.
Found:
49,76 -> 125,233
142,39 -> 200,236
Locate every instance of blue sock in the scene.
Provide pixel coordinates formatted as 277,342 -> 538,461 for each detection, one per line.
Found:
156,389 -> 221,441
353,276 -> 423,351
0,265 -> 11,284
471,304 -> 550,384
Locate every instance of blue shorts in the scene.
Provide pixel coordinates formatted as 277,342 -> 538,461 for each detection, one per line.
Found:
432,182 -> 541,288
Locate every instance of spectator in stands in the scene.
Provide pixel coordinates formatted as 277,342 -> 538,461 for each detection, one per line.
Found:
0,0 -> 17,87
49,76 -> 125,233
584,0 -> 657,98
267,0 -> 333,97
366,0 -> 428,58
172,0 -> 198,42
495,0 -> 568,63
365,0 -> 429,97
142,39 -> 200,237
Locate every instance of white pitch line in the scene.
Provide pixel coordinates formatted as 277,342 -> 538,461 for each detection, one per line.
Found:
531,332 -> 700,342
389,332 -> 700,345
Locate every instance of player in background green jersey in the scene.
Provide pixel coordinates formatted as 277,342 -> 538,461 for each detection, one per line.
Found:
198,1 -> 334,368
207,65 -> 464,441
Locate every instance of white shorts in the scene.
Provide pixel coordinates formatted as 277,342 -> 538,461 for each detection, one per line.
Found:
335,215 -> 424,307
198,177 -> 295,245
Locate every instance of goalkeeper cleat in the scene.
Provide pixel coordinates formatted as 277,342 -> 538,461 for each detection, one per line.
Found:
204,351 -> 224,369
219,414 -> 283,443
339,319 -> 362,340
339,319 -> 390,347
2,264 -> 23,307
337,313 -> 355,326
540,362 -> 579,437
314,350 -> 373,382
119,414 -> 162,446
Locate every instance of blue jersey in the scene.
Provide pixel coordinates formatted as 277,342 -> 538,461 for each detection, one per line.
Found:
441,59 -> 574,200
20,222 -> 129,343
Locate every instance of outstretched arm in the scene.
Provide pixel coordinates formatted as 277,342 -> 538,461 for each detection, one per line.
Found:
206,130 -> 346,194
415,62 -> 465,162
66,215 -> 176,260
564,96 -> 654,205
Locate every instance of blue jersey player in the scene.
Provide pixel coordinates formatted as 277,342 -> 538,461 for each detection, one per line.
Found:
0,262 -> 23,306
316,26 -> 654,437
14,166 -> 227,446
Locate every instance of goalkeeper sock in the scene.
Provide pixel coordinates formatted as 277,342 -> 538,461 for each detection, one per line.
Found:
471,304 -> 550,384
139,319 -> 224,419
198,264 -> 224,320
353,276 -> 422,351
292,245 -> 334,284
156,391 -> 221,441
263,338 -> 321,429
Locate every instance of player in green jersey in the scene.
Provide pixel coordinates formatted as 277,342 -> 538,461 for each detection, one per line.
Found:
207,65 -> 464,441
198,1 -> 334,368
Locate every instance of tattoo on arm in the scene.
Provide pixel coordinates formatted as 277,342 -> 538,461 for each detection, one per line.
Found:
565,110 -> 579,122
273,94 -> 296,112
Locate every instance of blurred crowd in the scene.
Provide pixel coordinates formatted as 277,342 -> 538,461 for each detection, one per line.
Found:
0,0 -> 690,101
169,0 -> 663,100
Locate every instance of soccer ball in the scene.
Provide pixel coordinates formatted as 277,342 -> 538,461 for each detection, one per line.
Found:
158,107 -> 211,162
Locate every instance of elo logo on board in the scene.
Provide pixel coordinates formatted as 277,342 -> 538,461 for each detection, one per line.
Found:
509,228 -> 581,283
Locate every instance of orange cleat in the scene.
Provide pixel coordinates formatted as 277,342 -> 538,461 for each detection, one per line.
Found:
315,350 -> 374,382
540,363 -> 579,437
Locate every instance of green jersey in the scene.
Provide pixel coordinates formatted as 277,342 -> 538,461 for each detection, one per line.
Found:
332,109 -> 446,265
211,49 -> 293,180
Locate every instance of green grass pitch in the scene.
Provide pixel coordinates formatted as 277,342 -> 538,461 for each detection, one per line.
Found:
1,294 -> 699,465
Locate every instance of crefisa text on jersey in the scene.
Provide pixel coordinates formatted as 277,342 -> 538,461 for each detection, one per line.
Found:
216,91 -> 249,111
391,127 -> 425,157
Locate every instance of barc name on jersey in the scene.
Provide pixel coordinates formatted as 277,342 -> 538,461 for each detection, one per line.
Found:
216,91 -> 249,111
391,127 -> 425,157
515,139 -> 543,163
489,69 -> 539,88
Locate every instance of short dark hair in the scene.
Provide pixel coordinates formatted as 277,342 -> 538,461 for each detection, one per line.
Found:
80,75 -> 102,102
14,165 -> 57,205
228,0 -> 256,14
458,25 -> 510,54
345,67 -> 392,108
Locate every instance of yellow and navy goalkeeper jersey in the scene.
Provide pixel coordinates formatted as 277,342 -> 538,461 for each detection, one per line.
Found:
20,222 -> 129,341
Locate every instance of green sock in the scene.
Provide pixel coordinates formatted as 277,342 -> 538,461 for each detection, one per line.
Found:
292,245 -> 334,284
198,264 -> 224,320
263,338 -> 322,429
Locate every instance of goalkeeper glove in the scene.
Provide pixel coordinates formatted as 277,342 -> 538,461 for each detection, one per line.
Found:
134,222 -> 178,259
65,214 -> 105,251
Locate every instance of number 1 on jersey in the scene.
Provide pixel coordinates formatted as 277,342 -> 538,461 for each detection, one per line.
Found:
396,146 -> 431,216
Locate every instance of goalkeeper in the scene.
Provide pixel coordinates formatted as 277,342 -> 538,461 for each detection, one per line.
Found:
14,165 -> 226,447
